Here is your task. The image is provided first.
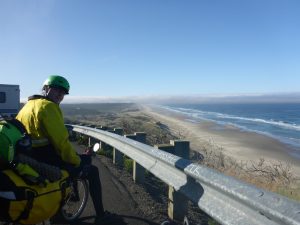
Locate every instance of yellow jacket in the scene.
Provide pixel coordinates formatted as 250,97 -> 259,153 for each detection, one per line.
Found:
16,95 -> 81,167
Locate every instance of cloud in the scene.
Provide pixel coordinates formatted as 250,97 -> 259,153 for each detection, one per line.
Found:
60,92 -> 300,104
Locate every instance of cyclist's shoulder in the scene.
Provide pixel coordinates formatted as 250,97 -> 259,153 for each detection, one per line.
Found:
28,95 -> 54,105
27,95 -> 60,113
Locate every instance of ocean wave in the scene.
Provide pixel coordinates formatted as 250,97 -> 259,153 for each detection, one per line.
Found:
220,115 -> 300,131
158,105 -> 300,150
164,106 -> 300,132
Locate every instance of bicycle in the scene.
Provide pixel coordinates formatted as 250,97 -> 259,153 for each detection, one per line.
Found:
58,176 -> 89,222
21,175 -> 89,225
14,154 -> 90,224
53,143 -> 100,223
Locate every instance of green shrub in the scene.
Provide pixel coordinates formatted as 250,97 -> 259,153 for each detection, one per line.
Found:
208,219 -> 220,225
97,148 -> 113,159
124,158 -> 133,173
77,135 -> 88,145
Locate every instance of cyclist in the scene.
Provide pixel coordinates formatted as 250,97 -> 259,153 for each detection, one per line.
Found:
16,75 -> 114,224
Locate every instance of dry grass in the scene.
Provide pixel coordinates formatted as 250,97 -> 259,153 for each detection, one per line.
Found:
191,138 -> 300,201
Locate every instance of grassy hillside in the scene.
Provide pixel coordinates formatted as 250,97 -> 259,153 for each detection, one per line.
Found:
62,103 -> 177,146
61,103 -> 139,115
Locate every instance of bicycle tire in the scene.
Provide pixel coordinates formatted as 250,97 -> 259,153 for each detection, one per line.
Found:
60,178 -> 89,221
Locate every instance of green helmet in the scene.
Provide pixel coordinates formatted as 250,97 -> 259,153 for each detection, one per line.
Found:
43,75 -> 70,94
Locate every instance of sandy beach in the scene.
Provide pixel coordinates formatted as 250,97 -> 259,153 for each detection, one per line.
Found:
142,105 -> 300,177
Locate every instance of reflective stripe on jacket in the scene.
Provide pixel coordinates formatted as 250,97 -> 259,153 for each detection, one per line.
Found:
16,95 -> 81,167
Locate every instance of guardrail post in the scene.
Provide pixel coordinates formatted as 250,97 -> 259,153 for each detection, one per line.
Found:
168,187 -> 188,222
125,133 -> 147,184
155,143 -> 188,221
154,144 -> 175,154
88,137 -> 91,147
97,126 -> 108,150
112,128 -> 124,166
133,132 -> 146,184
67,128 -> 77,141
168,140 -> 190,222
170,140 -> 190,159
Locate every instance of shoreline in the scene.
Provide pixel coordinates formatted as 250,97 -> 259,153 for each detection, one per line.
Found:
141,104 -> 300,177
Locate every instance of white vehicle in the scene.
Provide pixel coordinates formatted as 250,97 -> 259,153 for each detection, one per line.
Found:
0,84 -> 20,118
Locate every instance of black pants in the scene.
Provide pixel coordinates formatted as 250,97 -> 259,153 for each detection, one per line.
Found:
27,145 -> 105,216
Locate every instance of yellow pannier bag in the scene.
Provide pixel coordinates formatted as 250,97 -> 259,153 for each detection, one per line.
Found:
0,169 -> 70,225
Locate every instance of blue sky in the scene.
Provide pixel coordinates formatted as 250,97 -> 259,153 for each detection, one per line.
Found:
1,0 -> 300,101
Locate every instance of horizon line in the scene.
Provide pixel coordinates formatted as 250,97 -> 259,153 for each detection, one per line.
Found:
20,92 -> 300,104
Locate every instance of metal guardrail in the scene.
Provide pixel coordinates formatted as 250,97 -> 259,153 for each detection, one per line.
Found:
68,124 -> 300,225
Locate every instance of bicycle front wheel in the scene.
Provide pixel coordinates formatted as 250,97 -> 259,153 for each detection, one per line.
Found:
61,178 -> 89,221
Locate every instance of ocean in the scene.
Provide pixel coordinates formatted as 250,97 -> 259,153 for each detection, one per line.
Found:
161,103 -> 300,157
